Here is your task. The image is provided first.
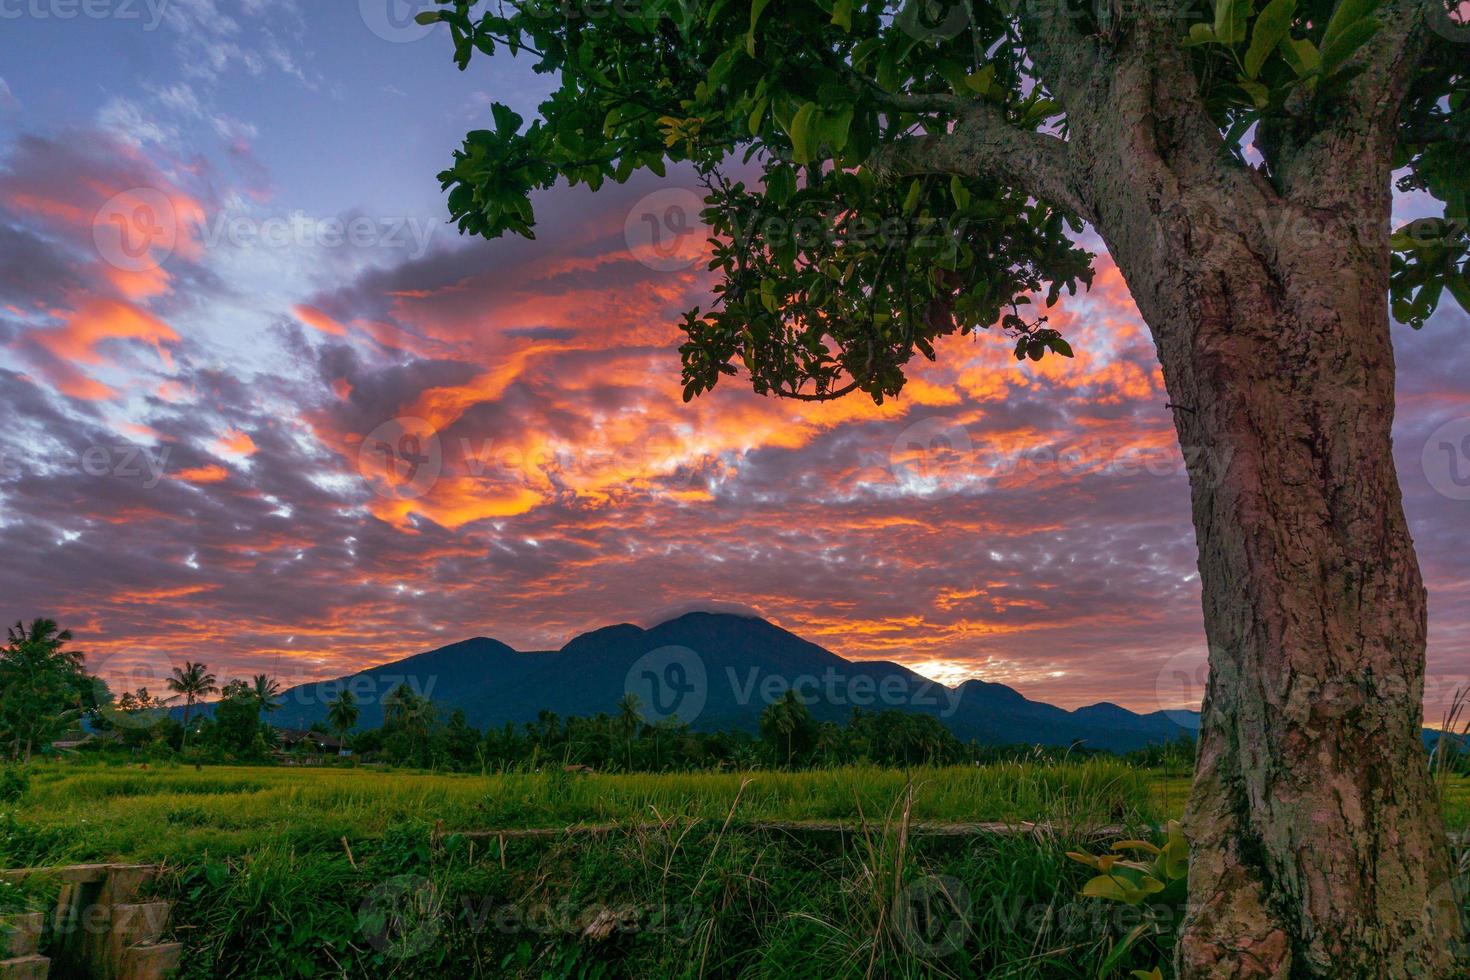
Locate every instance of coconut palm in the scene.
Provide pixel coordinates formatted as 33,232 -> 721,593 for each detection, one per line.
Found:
167,661 -> 217,745
616,693 -> 641,771
326,688 -> 359,749
251,674 -> 282,714
0,619 -> 89,761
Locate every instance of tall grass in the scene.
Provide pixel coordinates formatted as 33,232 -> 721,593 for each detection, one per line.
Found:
3,762 -> 1465,977
7,761 -> 1160,865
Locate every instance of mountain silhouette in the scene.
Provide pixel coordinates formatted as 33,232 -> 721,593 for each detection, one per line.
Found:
256,612 -> 1196,752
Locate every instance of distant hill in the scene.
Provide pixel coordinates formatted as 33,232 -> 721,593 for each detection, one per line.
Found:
245,612 -> 1197,753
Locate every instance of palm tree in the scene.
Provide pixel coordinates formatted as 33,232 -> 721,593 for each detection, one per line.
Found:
616,693 -> 642,771
167,661 -> 217,745
251,674 -> 282,714
326,688 -> 359,752
0,619 -> 89,762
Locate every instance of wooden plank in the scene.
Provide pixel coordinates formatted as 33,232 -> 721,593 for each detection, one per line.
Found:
449,820 -> 1132,841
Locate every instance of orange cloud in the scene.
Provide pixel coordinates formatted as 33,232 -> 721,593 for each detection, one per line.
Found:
294,305 -> 348,336
212,428 -> 257,457
175,464 -> 230,484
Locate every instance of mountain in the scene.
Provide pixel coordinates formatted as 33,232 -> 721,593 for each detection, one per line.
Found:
259,612 -> 1196,752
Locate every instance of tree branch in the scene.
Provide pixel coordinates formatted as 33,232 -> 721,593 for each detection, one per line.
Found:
1012,0 -> 1102,108
868,103 -> 1094,223
1343,0 -> 1438,134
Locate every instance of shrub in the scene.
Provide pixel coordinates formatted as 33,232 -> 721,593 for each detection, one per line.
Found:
0,767 -> 28,803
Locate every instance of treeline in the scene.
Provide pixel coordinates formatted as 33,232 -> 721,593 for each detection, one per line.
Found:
2,617 -> 1200,772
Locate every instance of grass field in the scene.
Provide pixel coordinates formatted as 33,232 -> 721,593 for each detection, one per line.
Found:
4,762 -> 1467,978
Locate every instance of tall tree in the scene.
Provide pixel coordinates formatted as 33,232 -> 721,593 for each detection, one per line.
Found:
382,684 -> 436,767
617,692 -> 642,770
327,687 -> 360,749
0,619 -> 93,762
251,674 -> 283,715
427,0 -> 1468,973
167,661 -> 217,747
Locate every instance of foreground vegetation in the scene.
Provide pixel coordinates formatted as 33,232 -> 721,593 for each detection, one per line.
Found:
3,761 -> 1469,978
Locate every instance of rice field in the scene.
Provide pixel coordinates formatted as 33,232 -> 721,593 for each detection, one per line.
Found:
6,760 -> 1167,866
4,763 -> 1468,978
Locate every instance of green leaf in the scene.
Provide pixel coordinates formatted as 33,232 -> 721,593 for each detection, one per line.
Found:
748,96 -> 768,137
903,179 -> 922,213
747,0 -> 773,57
963,64 -> 996,95
1323,0 -> 1379,51
1278,36 -> 1321,77
788,102 -> 818,163
490,103 -> 523,135
1244,0 -> 1296,77
1080,875 -> 1130,901
830,0 -> 853,31
1447,269 -> 1470,313
1214,0 -> 1252,43
1239,79 -> 1271,108
1320,17 -> 1380,76
950,175 -> 972,210
760,279 -> 779,313
1183,22 -> 1218,45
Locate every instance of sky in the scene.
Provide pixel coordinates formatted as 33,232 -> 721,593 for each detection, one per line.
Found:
0,0 -> 1466,719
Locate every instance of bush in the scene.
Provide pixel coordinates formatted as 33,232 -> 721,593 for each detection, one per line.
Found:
0,767 -> 29,803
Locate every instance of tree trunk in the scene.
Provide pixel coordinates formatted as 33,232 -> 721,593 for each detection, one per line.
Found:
1084,135 -> 1461,978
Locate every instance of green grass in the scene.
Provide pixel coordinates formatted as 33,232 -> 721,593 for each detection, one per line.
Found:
4,763 -> 1467,978
6,761 -> 1163,866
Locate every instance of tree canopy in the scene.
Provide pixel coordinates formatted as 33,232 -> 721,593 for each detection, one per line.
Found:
426,0 -> 1466,404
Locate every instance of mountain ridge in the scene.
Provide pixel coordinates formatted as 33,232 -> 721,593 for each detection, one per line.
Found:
246,612 -> 1197,752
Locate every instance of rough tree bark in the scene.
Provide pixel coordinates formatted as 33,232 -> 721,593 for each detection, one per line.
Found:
852,2 -> 1457,971
1067,28 -> 1462,979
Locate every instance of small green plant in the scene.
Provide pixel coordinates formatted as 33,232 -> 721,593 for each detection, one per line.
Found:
1067,821 -> 1190,979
